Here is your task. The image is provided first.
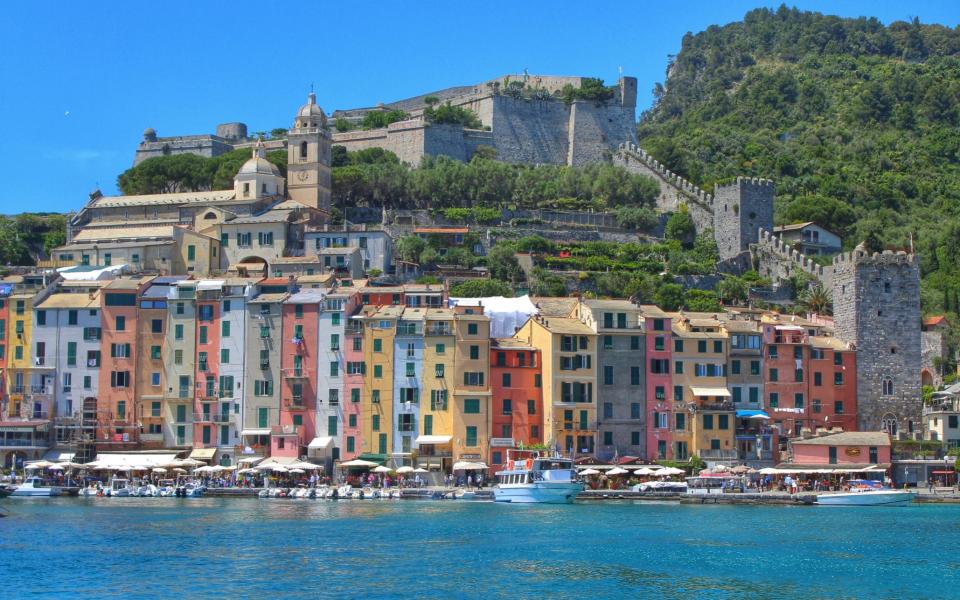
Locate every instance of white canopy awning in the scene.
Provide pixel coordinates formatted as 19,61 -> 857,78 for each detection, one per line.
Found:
188,448 -> 217,460
415,435 -> 453,445
197,280 -> 226,291
241,428 -> 272,436
339,459 -> 379,468
86,452 -> 178,469
307,436 -> 335,449
691,386 -> 732,398
453,461 -> 489,470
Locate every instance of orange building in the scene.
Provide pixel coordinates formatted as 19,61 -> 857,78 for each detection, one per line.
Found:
489,339 -> 543,471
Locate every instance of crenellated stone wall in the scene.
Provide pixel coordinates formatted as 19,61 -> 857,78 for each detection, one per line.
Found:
752,228 -> 833,288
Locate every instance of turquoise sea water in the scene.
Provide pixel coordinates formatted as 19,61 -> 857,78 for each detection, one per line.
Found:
1,498 -> 958,599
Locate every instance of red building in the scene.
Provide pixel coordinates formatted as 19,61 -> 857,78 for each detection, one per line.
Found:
762,322 -> 811,440
807,337 -> 857,433
489,339 -> 543,471
97,279 -> 148,450
277,289 -> 323,456
642,307 -> 674,460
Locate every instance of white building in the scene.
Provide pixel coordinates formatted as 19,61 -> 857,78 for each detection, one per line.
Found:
392,309 -> 425,460
306,228 -> 394,274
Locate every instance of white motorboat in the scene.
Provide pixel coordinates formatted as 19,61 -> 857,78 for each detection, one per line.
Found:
493,451 -> 583,504
817,480 -> 915,506
109,478 -> 132,497
10,476 -> 60,497
136,484 -> 159,497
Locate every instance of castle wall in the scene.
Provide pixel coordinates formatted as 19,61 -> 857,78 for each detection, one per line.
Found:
134,136 -> 233,166
488,95 -> 570,165
566,102 -> 636,166
332,121 -> 428,165
921,331 -> 946,388
832,249 -> 922,435
752,228 -> 833,289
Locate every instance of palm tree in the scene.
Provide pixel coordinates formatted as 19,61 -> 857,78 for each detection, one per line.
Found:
800,283 -> 832,315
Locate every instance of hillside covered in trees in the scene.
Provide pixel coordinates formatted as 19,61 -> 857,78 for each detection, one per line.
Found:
637,5 -> 960,314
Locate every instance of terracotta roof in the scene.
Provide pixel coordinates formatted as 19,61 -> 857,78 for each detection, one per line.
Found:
924,316 -> 947,327
414,227 -> 469,234
72,225 -> 175,242
536,316 -> 595,335
36,292 -> 101,309
531,297 -> 577,317
773,221 -> 815,232
91,190 -> 237,208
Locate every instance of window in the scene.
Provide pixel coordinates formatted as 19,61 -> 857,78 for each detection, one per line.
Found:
502,399 -> 512,415
110,371 -> 131,388
36,310 -> 47,326
254,380 -> 273,396
115,316 -> 126,331
199,326 -> 208,344
219,376 -> 234,398
653,318 -> 665,331
882,378 -> 894,395
732,387 -> 742,403
258,232 -> 274,247
603,366 -> 613,385
150,345 -> 161,360
62,372 -> 72,392
603,431 -> 614,445
151,372 -> 161,386
175,324 -> 184,340
603,335 -> 613,350
835,372 -> 844,386
467,323 -> 478,335
372,390 -> 381,403
713,340 -> 723,353
604,313 -> 614,329
650,359 -> 670,374
405,362 -> 415,377
174,350 -> 183,365
673,385 -> 683,402
373,365 -> 382,378
423,414 -> 433,435
463,372 -> 484,386
469,345 -> 479,360
465,426 -> 477,447
631,336 -> 640,350
751,360 -> 760,375
718,414 -> 729,430
674,360 -> 683,374
67,342 -> 77,366
527,399 -> 536,415
430,390 -> 448,410
110,343 -> 131,358
435,364 -> 445,378
328,416 -> 338,436
464,399 -> 480,414
703,414 -> 714,430
769,392 -> 779,408
768,368 -> 778,382
698,340 -> 707,353
675,413 -> 685,431
221,321 -> 230,337
330,361 -> 339,377
436,343 -> 445,355
834,353 -> 843,366
502,373 -> 511,387
534,374 -> 542,388
373,339 -> 382,352
631,367 -> 640,385
117,401 -> 126,420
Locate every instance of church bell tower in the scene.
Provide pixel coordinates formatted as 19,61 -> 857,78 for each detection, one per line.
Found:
287,91 -> 332,213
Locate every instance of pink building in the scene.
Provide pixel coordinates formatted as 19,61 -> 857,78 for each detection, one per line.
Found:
642,307 -> 674,460
193,296 -> 221,449
788,431 -> 891,466
279,290 -> 323,454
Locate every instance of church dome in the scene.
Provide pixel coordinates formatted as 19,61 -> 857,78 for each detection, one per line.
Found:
239,156 -> 280,176
294,92 -> 327,128
238,139 -> 280,176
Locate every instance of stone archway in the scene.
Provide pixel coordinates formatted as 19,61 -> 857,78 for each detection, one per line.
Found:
921,369 -> 935,388
236,256 -> 268,277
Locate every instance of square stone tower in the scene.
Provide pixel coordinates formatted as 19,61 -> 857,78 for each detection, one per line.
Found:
832,246 -> 921,436
713,177 -> 774,261
287,92 -> 332,213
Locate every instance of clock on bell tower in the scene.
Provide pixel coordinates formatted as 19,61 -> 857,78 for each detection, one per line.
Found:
287,91 -> 332,213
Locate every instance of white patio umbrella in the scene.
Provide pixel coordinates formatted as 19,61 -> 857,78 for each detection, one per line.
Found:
270,466 -> 288,473
152,468 -> 167,473
759,467 -> 778,475
395,466 -> 415,474
633,467 -> 655,476
289,468 -> 305,474
238,468 -> 257,475
372,465 -> 393,474
172,468 -> 187,474
607,467 -> 630,476
580,468 -> 600,476
47,464 -> 64,471
179,459 -> 205,467
413,468 -> 429,473
116,466 -> 133,472
339,459 -> 378,468
25,460 -> 54,470
659,467 -> 686,476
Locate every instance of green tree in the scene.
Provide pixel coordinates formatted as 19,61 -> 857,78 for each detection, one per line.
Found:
486,244 -> 523,282
450,279 -> 513,297
684,289 -> 722,312
395,236 -> 426,263
655,283 -> 684,311
665,210 -> 696,248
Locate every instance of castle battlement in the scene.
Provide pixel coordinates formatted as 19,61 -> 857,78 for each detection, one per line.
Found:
617,142 -> 715,206
716,176 -> 774,190
832,248 -> 917,266
755,227 -> 830,282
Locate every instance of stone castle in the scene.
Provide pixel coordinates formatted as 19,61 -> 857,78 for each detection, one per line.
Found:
127,77 -> 926,435
135,74 -> 638,168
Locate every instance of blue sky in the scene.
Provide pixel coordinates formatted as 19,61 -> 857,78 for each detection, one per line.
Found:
1,1 -> 957,213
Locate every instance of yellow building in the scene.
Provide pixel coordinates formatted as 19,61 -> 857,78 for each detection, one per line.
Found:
360,306 -> 401,458
671,315 -> 735,462
419,309 -> 456,470
451,312 -> 491,466
514,315 -> 597,457
6,291 -> 48,419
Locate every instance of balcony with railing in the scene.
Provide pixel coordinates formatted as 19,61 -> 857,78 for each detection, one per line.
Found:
397,422 -> 417,432
561,420 -> 598,431
696,402 -> 735,412
283,397 -> 306,410
698,448 -> 739,460
282,367 -> 311,380
425,325 -> 452,337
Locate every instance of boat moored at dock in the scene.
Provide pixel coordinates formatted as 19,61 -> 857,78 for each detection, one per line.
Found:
817,480 -> 915,505
493,450 -> 583,504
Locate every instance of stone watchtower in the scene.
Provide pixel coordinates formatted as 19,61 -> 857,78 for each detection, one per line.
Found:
832,245 -> 921,437
287,92 -> 332,213
712,178 -> 775,261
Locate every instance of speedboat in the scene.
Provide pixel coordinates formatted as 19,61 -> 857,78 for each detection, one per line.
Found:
137,484 -> 159,497
10,476 -> 60,497
493,451 -> 583,504
109,478 -> 132,497
818,480 -> 915,506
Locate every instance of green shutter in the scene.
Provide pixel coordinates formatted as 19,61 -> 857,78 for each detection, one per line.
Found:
424,415 -> 433,435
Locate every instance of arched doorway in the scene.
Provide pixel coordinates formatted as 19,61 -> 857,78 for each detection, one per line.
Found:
236,256 -> 268,278
921,369 -> 935,387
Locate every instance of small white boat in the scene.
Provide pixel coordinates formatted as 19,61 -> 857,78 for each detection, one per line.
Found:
10,476 -> 60,497
110,478 -> 132,497
182,483 -> 204,497
137,484 -> 159,497
493,451 -> 583,504
818,480 -> 915,506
